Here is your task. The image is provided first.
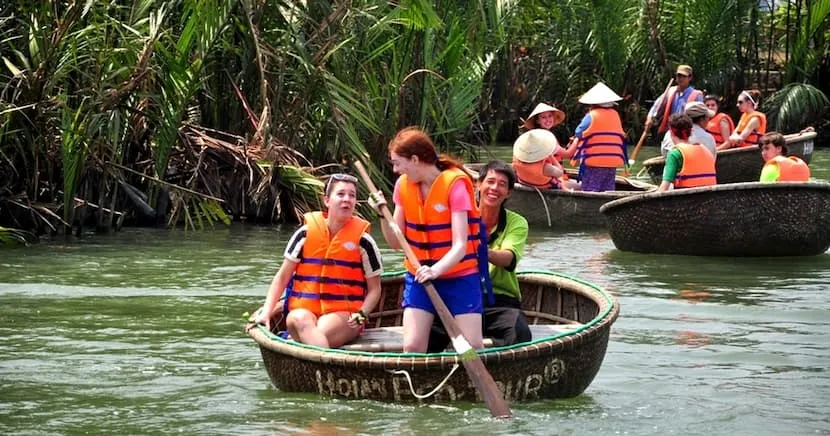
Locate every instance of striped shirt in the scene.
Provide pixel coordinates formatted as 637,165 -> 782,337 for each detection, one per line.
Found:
283,225 -> 384,277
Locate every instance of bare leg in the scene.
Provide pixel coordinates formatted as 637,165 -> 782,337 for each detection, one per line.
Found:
317,312 -> 361,348
453,313 -> 484,349
402,308 -> 434,353
286,309 -> 329,348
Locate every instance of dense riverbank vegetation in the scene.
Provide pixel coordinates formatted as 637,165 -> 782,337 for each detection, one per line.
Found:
1,0 -> 829,241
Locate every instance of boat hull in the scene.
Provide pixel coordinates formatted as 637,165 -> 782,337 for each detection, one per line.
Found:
600,182 -> 830,256
247,271 -> 619,403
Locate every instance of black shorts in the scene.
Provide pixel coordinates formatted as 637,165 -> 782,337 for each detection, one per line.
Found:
427,295 -> 532,352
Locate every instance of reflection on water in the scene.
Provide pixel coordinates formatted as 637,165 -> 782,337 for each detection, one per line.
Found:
1,150 -> 829,435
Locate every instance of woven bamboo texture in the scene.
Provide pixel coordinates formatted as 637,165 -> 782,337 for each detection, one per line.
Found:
599,181 -> 830,256
465,164 -> 654,228
246,271 -> 619,403
643,131 -> 816,184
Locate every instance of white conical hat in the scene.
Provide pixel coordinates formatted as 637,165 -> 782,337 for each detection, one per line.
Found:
513,129 -> 560,163
523,103 -> 566,129
578,82 -> 623,105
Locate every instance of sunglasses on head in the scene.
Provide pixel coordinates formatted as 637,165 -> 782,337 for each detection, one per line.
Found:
325,173 -> 358,191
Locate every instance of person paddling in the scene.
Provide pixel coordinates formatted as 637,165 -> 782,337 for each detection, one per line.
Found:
368,127 -> 486,353
254,173 -> 383,348
428,160 -> 531,351
645,64 -> 704,135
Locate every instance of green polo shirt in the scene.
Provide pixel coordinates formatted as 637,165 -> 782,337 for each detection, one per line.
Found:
488,208 -> 528,301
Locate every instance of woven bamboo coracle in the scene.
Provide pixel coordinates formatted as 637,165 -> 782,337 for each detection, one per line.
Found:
247,271 -> 619,403
600,181 -> 830,256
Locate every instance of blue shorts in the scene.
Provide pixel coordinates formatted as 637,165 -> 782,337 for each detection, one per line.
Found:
402,272 -> 483,316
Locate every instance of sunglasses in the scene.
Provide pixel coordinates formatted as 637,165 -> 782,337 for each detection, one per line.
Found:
676,73 -> 689,78
325,173 -> 358,192
737,99 -> 747,104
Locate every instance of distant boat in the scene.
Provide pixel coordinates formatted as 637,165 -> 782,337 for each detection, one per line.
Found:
642,130 -> 816,184
466,164 -> 655,228
247,270 -> 619,403
600,181 -> 830,256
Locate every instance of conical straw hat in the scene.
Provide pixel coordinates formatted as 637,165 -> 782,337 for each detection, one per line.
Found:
523,103 -> 566,129
513,129 -> 560,163
578,82 -> 623,105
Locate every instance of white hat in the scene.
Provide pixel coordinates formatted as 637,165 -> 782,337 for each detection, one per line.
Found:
578,82 -> 623,105
513,129 -> 560,163
523,103 -> 566,129
684,101 -> 714,119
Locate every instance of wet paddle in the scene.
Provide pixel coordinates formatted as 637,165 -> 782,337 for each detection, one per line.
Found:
626,77 -> 674,174
354,161 -> 512,419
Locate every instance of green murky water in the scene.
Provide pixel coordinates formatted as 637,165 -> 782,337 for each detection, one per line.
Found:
1,148 -> 829,435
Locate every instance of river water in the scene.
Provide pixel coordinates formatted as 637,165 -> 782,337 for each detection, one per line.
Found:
1,148 -> 829,435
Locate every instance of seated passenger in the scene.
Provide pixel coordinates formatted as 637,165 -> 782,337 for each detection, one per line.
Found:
759,132 -> 810,182
254,173 -> 383,348
428,160 -> 531,351
658,114 -> 717,192
719,89 -> 766,150
703,94 -> 735,149
512,129 -> 579,190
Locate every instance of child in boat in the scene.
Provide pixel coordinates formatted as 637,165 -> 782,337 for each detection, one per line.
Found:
512,129 -> 579,190
254,173 -> 383,348
428,160 -> 532,351
570,82 -> 627,192
657,114 -> 717,192
759,132 -> 810,182
368,127 -> 486,353
719,89 -> 766,150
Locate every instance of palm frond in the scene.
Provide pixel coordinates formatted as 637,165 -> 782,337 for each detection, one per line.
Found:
763,83 -> 829,133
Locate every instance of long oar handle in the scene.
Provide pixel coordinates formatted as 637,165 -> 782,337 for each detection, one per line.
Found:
354,160 -> 512,419
630,77 -> 675,167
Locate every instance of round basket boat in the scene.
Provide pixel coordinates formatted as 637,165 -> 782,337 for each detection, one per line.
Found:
599,181 -> 830,256
466,163 -> 654,228
246,270 -> 619,404
642,130 -> 816,185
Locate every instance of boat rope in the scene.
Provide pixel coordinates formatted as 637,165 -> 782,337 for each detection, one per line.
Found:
532,187 -> 552,226
388,363 -> 460,399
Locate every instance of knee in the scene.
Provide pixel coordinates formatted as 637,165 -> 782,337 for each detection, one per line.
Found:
403,335 -> 427,353
286,310 -> 316,331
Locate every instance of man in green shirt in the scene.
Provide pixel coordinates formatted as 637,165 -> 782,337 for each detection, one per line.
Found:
428,160 -> 531,351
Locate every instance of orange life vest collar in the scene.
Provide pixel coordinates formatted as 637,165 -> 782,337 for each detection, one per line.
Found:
767,155 -> 810,182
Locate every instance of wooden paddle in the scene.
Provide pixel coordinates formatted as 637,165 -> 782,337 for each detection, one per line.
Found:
626,77 -> 675,174
354,160 -> 511,419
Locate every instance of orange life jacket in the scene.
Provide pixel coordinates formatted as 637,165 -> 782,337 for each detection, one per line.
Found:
399,168 -> 482,277
658,87 -> 703,133
286,211 -> 369,316
735,111 -> 767,148
512,155 -> 562,189
675,143 -> 717,188
705,112 -> 735,145
766,155 -> 810,182
577,108 -> 626,168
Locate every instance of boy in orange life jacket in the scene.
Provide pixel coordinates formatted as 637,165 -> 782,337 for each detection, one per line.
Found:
657,114 -> 717,192
368,127 -> 485,353
254,174 -> 383,348
759,132 -> 811,182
